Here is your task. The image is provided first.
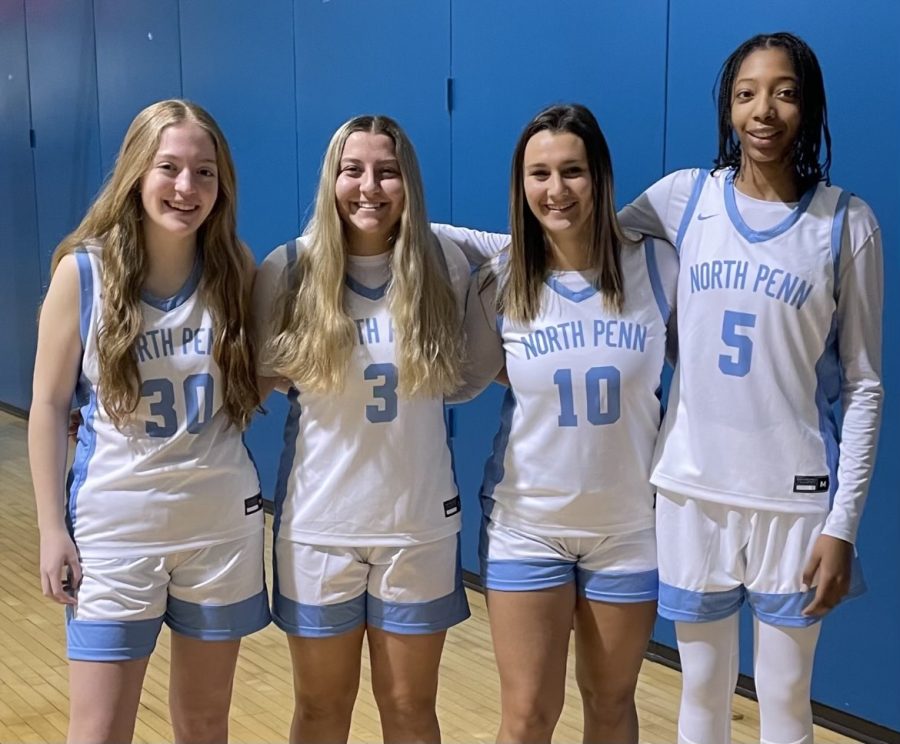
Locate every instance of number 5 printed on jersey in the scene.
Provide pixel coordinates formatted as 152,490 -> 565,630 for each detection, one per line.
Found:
719,310 -> 757,377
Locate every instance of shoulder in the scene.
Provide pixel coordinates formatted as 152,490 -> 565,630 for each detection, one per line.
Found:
435,232 -> 470,276
648,167 -> 710,198
844,194 -> 881,257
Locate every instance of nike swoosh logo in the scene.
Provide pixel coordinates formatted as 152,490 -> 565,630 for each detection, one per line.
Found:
697,213 -> 717,221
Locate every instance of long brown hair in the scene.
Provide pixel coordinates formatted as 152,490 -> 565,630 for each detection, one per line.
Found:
50,99 -> 258,429
504,103 -> 634,322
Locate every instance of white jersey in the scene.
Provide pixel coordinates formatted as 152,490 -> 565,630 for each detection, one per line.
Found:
254,234 -> 470,547
619,169 -> 883,542
69,245 -> 262,559
465,235 -> 677,536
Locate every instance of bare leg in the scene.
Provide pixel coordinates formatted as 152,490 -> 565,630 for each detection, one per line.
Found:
368,627 -> 447,743
287,625 -> 366,744
67,657 -> 150,744
574,597 -> 656,744
168,632 -> 241,743
487,584 -> 576,743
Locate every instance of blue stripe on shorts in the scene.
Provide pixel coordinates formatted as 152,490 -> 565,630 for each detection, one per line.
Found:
272,590 -> 366,638
482,559 -> 575,591
578,568 -> 658,603
167,588 -> 271,641
658,583 -> 745,623
66,608 -> 163,661
368,584 -> 470,635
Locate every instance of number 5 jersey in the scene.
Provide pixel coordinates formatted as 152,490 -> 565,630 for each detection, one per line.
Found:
619,168 -> 883,544
68,244 -> 262,558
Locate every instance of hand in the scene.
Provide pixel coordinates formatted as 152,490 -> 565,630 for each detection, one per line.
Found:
802,534 -> 853,617
39,527 -> 82,606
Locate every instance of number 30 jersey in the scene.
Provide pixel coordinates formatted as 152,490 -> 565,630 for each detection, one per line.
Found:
69,245 -> 262,558
475,236 -> 676,537
254,235 -> 470,547
621,169 -> 883,529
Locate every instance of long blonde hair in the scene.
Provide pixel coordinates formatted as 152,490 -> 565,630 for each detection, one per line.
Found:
50,99 -> 258,429
266,115 -> 463,397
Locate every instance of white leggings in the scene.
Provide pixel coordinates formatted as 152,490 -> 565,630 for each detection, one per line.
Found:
676,614 -> 821,744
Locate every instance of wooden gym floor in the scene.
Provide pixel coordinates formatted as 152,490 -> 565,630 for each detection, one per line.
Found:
0,412 -> 857,743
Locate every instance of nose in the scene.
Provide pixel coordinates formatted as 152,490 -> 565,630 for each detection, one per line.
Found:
360,167 -> 380,194
752,92 -> 776,120
175,167 -> 196,194
547,171 -> 567,198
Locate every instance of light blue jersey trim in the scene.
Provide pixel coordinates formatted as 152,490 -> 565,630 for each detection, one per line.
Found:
544,274 -> 598,303
643,237 -> 670,323
141,255 -> 203,311
272,591 -> 366,637
66,379 -> 99,533
724,172 -> 816,244
675,168 -> 709,252
167,589 -> 270,640
286,238 -> 299,266
273,388 -> 302,539
345,274 -> 389,301
368,585 -> 470,634
813,193 -> 849,500
830,191 -> 851,299
74,249 -> 93,344
658,582 -> 744,623
66,610 -> 163,661
480,388 -> 517,516
579,568 -> 659,603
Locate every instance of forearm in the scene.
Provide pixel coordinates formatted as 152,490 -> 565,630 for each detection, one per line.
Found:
28,400 -> 72,533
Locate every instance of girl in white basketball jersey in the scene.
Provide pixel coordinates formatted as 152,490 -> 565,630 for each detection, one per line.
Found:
450,104 -> 676,744
254,115 -> 470,744
619,33 -> 883,744
29,100 -> 267,744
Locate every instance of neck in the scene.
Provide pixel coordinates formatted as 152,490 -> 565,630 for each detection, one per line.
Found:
734,158 -> 799,202
142,223 -> 198,298
544,230 -> 591,271
347,229 -> 393,257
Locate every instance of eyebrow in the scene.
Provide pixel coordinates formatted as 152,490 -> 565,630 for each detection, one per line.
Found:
734,75 -> 798,85
340,157 -> 400,165
155,152 -> 217,164
525,159 -> 587,168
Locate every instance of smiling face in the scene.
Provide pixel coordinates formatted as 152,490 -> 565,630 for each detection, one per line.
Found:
139,122 -> 218,249
730,47 -> 802,171
522,130 -> 593,244
335,131 -> 406,254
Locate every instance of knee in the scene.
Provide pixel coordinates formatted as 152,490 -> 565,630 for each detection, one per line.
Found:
171,707 -> 228,744
501,697 -> 563,741
294,689 -> 357,725
373,688 -> 437,725
578,679 -> 636,729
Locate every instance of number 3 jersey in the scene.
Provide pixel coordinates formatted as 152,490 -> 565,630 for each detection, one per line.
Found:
619,169 -> 883,540
470,236 -> 677,537
254,235 -> 470,547
68,245 -> 262,558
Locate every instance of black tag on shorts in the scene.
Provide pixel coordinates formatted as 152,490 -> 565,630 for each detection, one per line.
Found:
793,475 -> 829,493
443,496 -> 461,517
244,494 -> 264,515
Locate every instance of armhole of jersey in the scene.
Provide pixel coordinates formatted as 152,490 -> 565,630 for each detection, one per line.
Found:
831,191 -> 852,301
643,237 -> 671,323
74,248 -> 94,346
675,168 -> 709,253
286,238 -> 299,270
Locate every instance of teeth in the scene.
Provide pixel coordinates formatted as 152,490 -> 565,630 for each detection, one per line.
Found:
357,202 -> 383,209
166,201 -> 196,212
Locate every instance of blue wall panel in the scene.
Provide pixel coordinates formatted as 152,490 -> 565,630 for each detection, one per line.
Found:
294,0 -> 452,223
0,0 -> 41,410
180,0 -> 300,502
449,0 -> 669,573
94,0 -> 181,173
25,0 -> 103,285
666,0 -> 900,729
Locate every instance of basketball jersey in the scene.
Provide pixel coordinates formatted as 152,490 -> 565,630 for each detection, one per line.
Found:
480,236 -> 675,536
68,244 -> 262,559
257,234 -> 469,547
649,169 -> 858,512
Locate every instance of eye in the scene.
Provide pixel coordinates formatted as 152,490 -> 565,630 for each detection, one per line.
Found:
379,168 -> 400,178
341,164 -> 361,175
778,87 -> 799,101
527,169 -> 550,180
198,167 -> 217,178
734,89 -> 754,102
156,162 -> 176,172
563,166 -> 585,177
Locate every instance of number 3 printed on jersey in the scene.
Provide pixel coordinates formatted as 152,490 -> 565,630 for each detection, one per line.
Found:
719,310 -> 757,377
365,363 -> 398,423
141,373 -> 214,437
